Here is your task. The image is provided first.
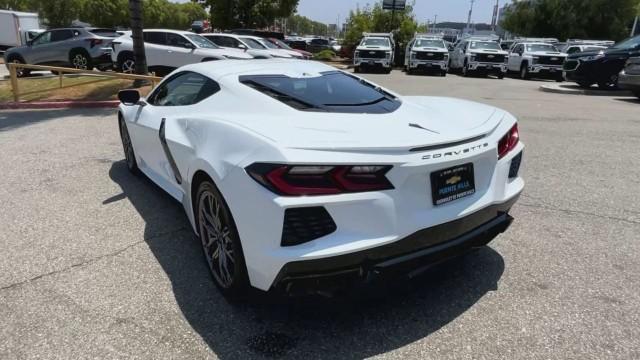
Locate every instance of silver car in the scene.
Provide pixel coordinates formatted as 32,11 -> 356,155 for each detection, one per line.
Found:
3,27 -> 118,77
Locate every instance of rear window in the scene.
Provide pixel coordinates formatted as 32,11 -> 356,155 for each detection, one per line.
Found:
239,71 -> 401,114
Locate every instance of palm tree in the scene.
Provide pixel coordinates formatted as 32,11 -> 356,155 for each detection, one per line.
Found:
128,0 -> 148,86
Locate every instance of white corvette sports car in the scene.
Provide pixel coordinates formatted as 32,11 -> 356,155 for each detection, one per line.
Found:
117,60 -> 524,298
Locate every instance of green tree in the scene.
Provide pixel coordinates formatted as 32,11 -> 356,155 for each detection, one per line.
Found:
81,0 -> 129,28
343,1 -> 424,55
501,0 -> 639,41
207,0 -> 299,30
287,14 -> 328,35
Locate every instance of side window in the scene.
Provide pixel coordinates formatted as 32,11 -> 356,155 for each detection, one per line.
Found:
32,31 -> 52,46
143,32 -> 166,45
50,30 -> 74,42
567,47 -> 580,54
148,72 -> 220,107
166,33 -> 192,48
231,38 -> 243,48
210,36 -> 230,47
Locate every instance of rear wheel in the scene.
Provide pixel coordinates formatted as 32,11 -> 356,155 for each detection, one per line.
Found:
7,56 -> 30,77
119,54 -> 135,74
633,90 -> 640,99
196,180 -> 250,300
497,72 -> 505,79
70,50 -> 93,70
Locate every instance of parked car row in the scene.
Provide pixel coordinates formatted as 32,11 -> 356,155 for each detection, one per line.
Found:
3,27 -> 313,78
351,32 -> 640,99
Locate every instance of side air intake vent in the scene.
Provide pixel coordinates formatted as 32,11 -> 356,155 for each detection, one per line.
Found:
281,207 -> 337,246
509,152 -> 523,178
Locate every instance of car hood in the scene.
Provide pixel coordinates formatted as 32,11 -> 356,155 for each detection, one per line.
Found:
224,97 -> 507,152
357,46 -> 392,51
413,47 -> 448,52
470,49 -> 508,55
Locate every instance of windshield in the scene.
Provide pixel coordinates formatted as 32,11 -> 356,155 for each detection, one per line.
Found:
526,44 -> 559,52
239,71 -> 401,114
273,39 -> 293,50
362,38 -> 390,47
185,34 -> 219,49
612,35 -> 640,50
259,39 -> 279,49
240,37 -> 267,49
415,39 -> 445,48
469,41 -> 501,50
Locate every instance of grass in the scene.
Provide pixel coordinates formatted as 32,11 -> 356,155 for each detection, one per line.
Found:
0,75 -> 152,102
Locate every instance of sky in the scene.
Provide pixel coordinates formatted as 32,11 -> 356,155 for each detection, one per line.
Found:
174,0 -> 502,25
297,0 -> 501,25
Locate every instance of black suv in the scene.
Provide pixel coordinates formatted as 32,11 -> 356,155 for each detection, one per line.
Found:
564,35 -> 640,89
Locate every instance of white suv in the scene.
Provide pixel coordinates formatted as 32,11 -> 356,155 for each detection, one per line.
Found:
202,33 -> 292,59
449,37 -> 508,79
404,35 -> 449,76
112,29 -> 253,75
507,42 -> 567,81
354,33 -> 395,73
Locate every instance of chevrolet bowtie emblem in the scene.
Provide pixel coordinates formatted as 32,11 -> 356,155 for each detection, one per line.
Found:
446,175 -> 462,185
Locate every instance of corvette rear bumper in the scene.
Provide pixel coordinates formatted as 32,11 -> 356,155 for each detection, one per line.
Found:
270,195 -> 518,296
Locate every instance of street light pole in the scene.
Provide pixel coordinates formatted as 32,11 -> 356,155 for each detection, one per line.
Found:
466,0 -> 475,34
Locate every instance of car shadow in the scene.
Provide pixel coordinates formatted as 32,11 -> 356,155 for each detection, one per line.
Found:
107,160 -> 506,359
0,108 -> 114,132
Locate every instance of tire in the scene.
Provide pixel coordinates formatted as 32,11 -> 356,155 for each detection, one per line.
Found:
441,70 -> 447,77
462,61 -> 471,77
555,74 -> 564,82
7,56 -> 30,77
633,91 -> 640,99
520,63 -> 530,80
497,72 -> 505,79
119,117 -> 139,174
119,54 -> 135,74
407,67 -> 414,75
70,50 -> 93,70
195,180 -> 250,300
577,81 -> 593,88
354,66 -> 360,73
385,68 -> 392,74
597,74 -> 619,90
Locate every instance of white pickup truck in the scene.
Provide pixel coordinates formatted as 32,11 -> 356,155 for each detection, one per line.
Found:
0,10 -> 44,52
354,33 -> 395,74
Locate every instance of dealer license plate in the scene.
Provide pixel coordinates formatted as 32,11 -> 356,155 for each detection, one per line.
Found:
430,163 -> 476,206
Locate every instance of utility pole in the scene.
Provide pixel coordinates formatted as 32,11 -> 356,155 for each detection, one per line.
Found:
466,0 -> 475,34
433,14 -> 437,30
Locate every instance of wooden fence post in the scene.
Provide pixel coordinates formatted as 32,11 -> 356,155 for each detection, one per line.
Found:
9,63 -> 20,102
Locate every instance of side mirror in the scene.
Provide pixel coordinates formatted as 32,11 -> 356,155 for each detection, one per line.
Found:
118,90 -> 140,106
238,44 -> 247,50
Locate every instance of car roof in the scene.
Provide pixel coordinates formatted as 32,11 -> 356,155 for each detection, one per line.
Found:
178,59 -> 336,81
143,29 -> 195,35
205,33 -> 240,38
520,42 -> 556,46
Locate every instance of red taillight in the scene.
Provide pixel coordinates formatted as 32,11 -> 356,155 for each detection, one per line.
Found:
87,39 -> 103,48
246,163 -> 394,196
498,124 -> 519,159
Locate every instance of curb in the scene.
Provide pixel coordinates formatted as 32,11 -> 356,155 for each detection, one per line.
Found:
539,84 -> 633,97
0,100 -> 119,110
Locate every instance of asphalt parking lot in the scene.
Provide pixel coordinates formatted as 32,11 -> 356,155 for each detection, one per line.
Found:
1,70 -> 639,359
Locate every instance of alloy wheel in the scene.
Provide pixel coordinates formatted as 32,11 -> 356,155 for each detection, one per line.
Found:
198,190 -> 235,289
122,59 -> 135,74
72,54 -> 88,69
11,59 -> 26,77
